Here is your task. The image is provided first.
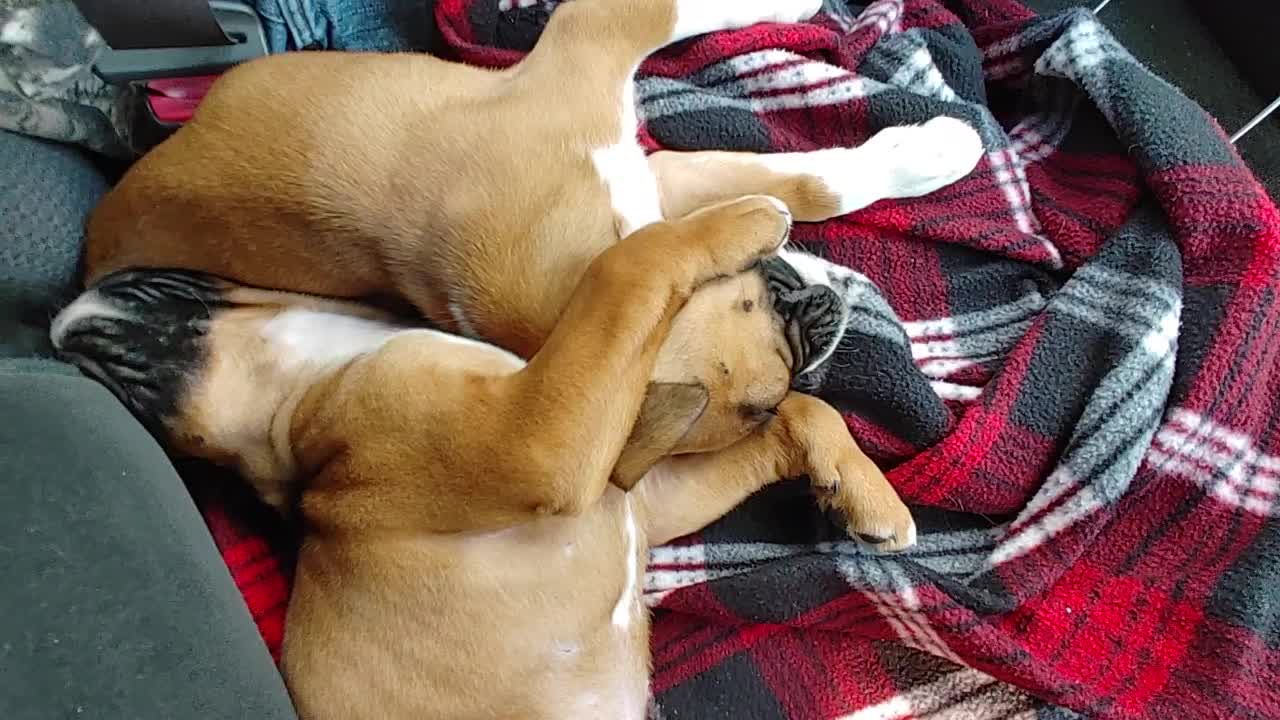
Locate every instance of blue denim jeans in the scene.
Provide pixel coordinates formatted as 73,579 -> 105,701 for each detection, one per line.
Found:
252,0 -> 436,52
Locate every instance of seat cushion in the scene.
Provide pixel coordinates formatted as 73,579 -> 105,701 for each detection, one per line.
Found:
0,129 -> 108,363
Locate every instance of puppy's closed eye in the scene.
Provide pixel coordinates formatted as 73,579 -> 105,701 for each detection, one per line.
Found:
740,404 -> 779,426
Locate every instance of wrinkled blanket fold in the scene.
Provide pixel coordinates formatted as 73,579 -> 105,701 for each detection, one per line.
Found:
192,1 -> 1280,717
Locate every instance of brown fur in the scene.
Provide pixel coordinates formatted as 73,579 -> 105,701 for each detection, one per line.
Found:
79,0 -> 917,537
119,201 -> 900,718
81,45 -> 845,464
64,0 -> 930,715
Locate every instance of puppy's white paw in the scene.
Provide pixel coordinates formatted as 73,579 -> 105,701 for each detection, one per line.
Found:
672,0 -> 823,41
865,116 -> 986,200
750,117 -> 984,218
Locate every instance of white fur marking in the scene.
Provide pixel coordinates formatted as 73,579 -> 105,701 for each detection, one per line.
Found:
670,0 -> 823,43
755,117 -> 985,215
262,310 -> 401,369
446,296 -> 479,338
50,291 -> 132,350
592,66 -> 663,238
260,308 -> 524,372
593,143 -> 663,238
611,496 -> 640,629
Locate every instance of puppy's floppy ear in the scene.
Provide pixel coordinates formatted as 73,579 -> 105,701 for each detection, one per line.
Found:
611,382 -> 709,491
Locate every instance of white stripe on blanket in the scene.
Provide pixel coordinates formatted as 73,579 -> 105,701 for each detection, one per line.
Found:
1150,409 -> 1280,517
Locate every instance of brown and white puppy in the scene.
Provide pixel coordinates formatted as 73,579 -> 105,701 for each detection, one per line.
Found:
54,200 -> 881,719
49,0 -> 986,716
75,0 -> 982,537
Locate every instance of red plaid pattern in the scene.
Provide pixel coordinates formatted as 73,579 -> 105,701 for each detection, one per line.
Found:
186,1 -> 1280,717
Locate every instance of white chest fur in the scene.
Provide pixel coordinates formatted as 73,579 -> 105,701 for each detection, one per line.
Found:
591,74 -> 663,239
259,308 -> 525,372
611,495 -> 642,629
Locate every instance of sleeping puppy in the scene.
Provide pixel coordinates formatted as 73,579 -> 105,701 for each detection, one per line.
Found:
50,0 -> 986,715
73,0 -> 982,540
54,198 -> 885,719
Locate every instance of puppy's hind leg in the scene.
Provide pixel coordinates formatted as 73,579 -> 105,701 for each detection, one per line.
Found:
524,0 -> 826,75
650,117 -> 987,222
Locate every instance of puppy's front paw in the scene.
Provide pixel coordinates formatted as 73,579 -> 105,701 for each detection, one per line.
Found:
778,394 -> 916,553
728,194 -> 793,257
809,451 -> 916,553
687,194 -> 792,275
865,116 -> 985,199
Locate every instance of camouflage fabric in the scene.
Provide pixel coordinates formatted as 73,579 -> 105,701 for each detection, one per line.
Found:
0,0 -> 134,156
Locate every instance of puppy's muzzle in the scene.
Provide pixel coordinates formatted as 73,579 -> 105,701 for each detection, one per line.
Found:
761,256 -> 846,381
50,270 -> 227,434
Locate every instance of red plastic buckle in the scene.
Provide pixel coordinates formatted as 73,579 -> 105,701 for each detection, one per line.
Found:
145,75 -> 220,125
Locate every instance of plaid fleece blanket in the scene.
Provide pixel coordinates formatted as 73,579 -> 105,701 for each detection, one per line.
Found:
189,1 -> 1280,717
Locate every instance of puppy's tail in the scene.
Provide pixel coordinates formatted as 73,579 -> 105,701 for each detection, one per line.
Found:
50,269 -> 230,438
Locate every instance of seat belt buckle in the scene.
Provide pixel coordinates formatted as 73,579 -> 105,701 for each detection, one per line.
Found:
93,1 -> 268,84
123,76 -> 214,150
